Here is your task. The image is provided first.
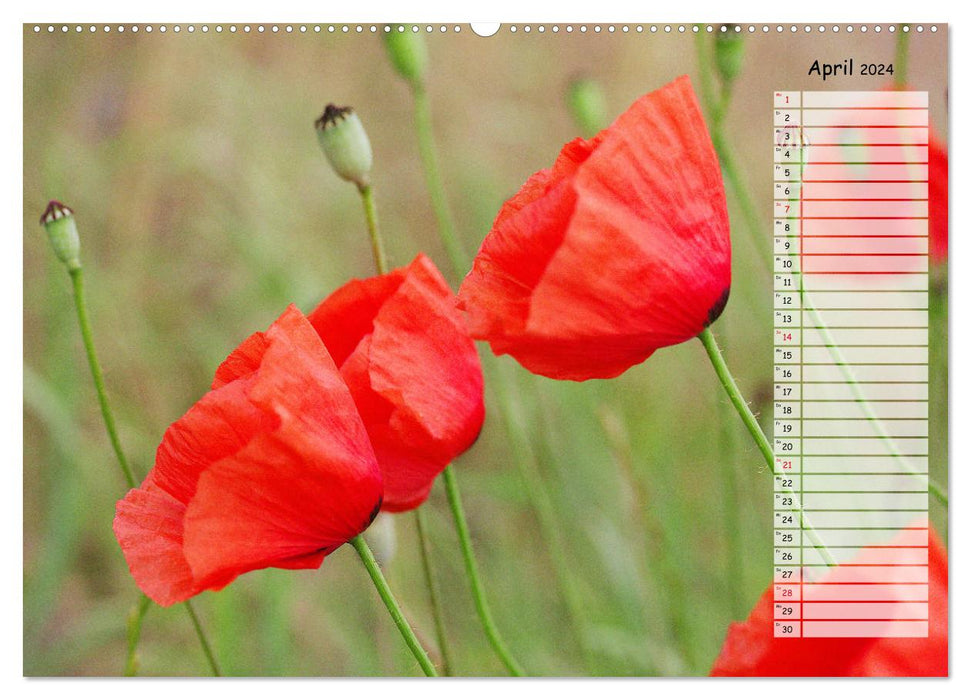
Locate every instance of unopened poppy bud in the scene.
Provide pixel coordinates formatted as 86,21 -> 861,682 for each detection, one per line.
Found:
715,28 -> 745,84
39,200 -> 81,271
315,104 -> 373,189
566,78 -> 608,138
383,26 -> 428,87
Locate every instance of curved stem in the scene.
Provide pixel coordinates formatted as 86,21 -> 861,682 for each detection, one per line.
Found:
69,267 -> 137,490
413,509 -> 453,675
442,466 -> 525,676
355,181 -> 451,675
698,327 -> 836,567
358,184 -> 388,274
403,69 -> 592,671
124,594 -> 151,676
412,84 -> 468,279
694,33 -> 947,507
350,535 -> 438,676
802,296 -> 948,507
66,265 -> 222,676
184,600 -> 222,676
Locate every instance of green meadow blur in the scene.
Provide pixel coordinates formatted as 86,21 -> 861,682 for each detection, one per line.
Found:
23,24 -> 948,676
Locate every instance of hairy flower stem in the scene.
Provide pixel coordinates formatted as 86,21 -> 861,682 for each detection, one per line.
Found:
350,536 -> 438,676
358,184 -> 388,274
698,328 -> 837,567
69,268 -> 137,490
442,467 -> 525,676
402,71 -> 584,672
184,599 -> 222,675
124,594 -> 152,676
413,509 -> 453,675
66,265 -> 222,676
354,182 -> 452,674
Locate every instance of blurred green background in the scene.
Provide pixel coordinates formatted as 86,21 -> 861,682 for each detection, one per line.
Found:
23,23 -> 948,676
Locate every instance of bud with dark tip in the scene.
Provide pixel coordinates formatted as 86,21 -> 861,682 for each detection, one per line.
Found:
40,200 -> 81,271
715,26 -> 745,85
383,26 -> 428,87
315,104 -> 374,189
566,77 -> 608,138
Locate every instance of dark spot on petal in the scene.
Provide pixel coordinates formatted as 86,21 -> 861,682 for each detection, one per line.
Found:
365,496 -> 383,528
705,286 -> 731,327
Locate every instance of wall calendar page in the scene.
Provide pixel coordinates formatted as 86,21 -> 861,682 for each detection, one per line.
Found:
22,19 -> 948,679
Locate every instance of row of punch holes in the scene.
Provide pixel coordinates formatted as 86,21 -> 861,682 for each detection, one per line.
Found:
32,24 -> 940,35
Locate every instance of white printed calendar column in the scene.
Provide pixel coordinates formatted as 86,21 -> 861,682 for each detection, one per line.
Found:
771,91 -> 930,638
772,90 -> 803,637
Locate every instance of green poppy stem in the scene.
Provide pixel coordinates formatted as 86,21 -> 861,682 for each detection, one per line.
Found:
413,509 -> 454,675
353,172 -> 527,675
442,466 -> 525,676
399,63 -> 584,672
124,594 -> 152,676
895,25 -> 910,87
358,184 -> 388,275
183,599 -> 222,675
68,267 -> 137,490
695,32 -> 947,507
65,264 -> 221,676
354,182 -> 452,675
350,535 -> 438,676
698,327 -> 837,567
412,84 -> 468,279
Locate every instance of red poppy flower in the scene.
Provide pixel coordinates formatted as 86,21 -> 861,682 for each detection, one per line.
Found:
928,134 -> 948,264
883,84 -> 947,264
457,75 -> 731,381
710,526 -> 948,676
113,305 -> 383,606
308,254 -> 485,512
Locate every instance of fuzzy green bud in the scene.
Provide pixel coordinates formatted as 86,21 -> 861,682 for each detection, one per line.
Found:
315,105 -> 374,189
715,28 -> 745,85
39,200 -> 81,271
566,78 -> 608,138
383,26 -> 428,87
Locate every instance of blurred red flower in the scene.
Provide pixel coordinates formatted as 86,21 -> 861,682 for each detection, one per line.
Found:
884,83 -> 947,264
928,134 -> 948,264
711,526 -> 948,676
458,75 -> 731,381
114,306 -> 383,606
309,254 -> 485,512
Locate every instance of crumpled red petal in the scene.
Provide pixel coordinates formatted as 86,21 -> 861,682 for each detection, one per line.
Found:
308,254 -> 485,512
459,75 -> 731,381
113,305 -> 382,606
